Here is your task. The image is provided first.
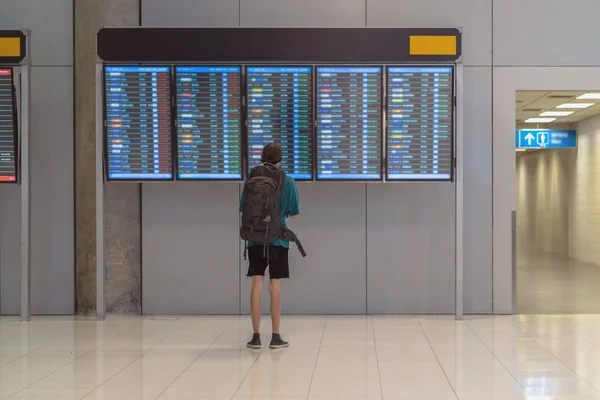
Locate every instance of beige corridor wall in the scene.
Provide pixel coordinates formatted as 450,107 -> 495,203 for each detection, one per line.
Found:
570,115 -> 600,266
516,150 -> 571,258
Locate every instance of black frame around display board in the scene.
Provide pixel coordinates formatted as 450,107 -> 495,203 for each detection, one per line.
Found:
102,65 -> 176,182
102,62 -> 457,183
245,65 -> 315,182
0,66 -> 19,184
384,65 -> 456,182
315,65 -> 384,182
174,65 -> 244,182
98,26 -> 462,183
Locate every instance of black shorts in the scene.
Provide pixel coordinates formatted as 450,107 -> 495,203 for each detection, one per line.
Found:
247,245 -> 289,279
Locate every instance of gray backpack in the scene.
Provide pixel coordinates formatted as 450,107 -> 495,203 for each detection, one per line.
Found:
240,163 -> 306,258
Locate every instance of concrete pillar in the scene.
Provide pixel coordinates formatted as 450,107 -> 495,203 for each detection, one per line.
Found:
74,0 -> 141,314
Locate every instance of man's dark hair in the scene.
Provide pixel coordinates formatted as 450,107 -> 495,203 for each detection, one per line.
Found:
261,143 -> 282,164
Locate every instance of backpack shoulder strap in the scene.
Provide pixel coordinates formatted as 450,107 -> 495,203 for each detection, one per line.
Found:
279,226 -> 306,258
277,169 -> 286,191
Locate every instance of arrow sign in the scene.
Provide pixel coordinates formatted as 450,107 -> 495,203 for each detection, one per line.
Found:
524,133 -> 535,145
516,129 -> 577,149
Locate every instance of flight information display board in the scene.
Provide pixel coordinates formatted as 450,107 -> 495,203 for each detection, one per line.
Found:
316,66 -> 382,180
0,68 -> 17,183
246,66 -> 313,180
386,66 -> 454,181
104,66 -> 173,180
176,66 -> 242,180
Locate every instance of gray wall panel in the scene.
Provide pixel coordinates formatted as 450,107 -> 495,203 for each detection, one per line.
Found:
463,67 -> 493,313
367,184 -> 455,314
0,185 -> 21,315
0,0 -> 73,66
142,183 -> 240,314
240,183 -> 367,314
494,0 -> 600,66
142,0 -> 240,27
367,0 -> 492,66
30,67 -> 74,315
138,0 -> 490,315
240,0 -> 366,27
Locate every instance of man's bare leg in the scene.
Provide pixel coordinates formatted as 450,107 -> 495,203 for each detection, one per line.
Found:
247,276 -> 264,349
251,276 -> 264,333
269,279 -> 281,333
269,279 -> 289,348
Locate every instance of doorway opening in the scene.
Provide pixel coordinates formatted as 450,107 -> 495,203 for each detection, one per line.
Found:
516,90 -> 600,314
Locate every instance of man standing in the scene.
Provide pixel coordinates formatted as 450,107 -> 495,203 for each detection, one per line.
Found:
240,143 -> 300,349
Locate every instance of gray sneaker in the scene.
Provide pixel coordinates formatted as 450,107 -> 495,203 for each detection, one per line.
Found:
247,333 -> 261,349
269,334 -> 289,349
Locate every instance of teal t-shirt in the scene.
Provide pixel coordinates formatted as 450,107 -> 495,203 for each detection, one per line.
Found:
239,175 -> 300,248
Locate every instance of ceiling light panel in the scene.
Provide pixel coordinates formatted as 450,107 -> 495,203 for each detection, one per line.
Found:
556,103 -> 594,109
577,93 -> 600,100
525,118 -> 556,123
539,111 -> 574,117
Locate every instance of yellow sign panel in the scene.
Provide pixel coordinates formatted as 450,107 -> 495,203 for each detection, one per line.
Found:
410,36 -> 457,56
0,37 -> 21,57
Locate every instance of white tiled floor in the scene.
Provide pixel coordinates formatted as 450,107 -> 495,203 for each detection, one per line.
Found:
4,315 -> 600,399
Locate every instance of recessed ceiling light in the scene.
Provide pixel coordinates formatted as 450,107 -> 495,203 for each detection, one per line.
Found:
577,93 -> 600,100
556,103 -> 594,109
525,118 -> 556,123
539,111 -> 574,117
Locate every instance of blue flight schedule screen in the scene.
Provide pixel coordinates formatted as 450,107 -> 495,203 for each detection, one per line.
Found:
104,66 -> 173,180
246,66 -> 313,180
0,69 -> 17,183
386,66 -> 454,181
316,67 -> 382,180
176,66 -> 242,180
